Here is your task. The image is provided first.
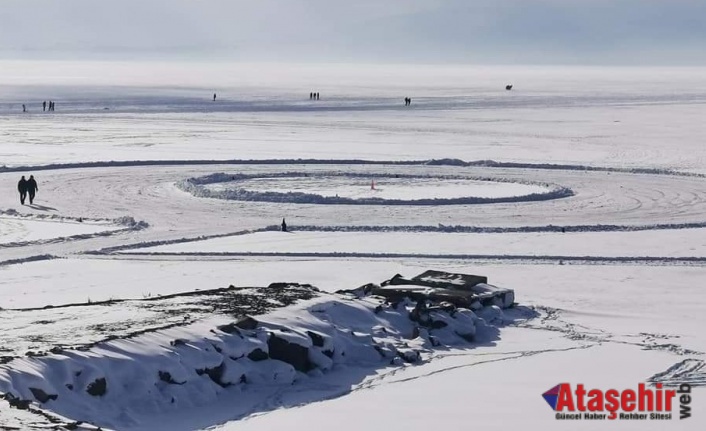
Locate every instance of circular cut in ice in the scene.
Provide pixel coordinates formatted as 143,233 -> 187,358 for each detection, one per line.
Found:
178,172 -> 572,205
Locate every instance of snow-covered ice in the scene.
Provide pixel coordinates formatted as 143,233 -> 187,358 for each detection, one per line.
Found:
0,62 -> 705,430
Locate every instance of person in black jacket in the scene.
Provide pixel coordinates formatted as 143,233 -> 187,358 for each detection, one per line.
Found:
26,175 -> 38,204
17,176 -> 27,205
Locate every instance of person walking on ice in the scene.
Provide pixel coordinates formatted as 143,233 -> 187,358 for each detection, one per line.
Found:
26,175 -> 38,204
281,218 -> 287,232
17,176 -> 27,205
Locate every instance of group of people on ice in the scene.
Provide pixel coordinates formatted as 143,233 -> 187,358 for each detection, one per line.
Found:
22,101 -> 55,113
17,175 -> 39,205
309,92 -> 320,100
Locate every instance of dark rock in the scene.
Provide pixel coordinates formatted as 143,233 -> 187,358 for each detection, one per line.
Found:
247,348 -> 269,361
170,339 -> 187,347
4,393 -> 31,410
196,362 -> 229,388
373,345 -> 386,357
49,346 -> 64,355
240,374 -> 247,384
65,384 -> 74,390
217,323 -> 242,335
374,305 -> 383,314
235,317 -> 259,330
158,371 -> 185,385
337,283 -> 377,298
398,350 -> 421,363
267,333 -> 313,372
86,378 -> 107,397
322,349 -> 334,358
455,331 -> 475,342
29,387 -> 57,403
430,319 -> 448,329
306,331 -> 325,347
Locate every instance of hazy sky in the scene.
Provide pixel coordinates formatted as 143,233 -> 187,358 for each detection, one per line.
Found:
1,0 -> 705,64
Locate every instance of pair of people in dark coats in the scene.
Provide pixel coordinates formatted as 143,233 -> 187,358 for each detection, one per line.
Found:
17,175 -> 38,205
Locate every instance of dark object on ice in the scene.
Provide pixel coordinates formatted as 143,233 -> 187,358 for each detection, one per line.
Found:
27,175 -> 38,204
365,270 -> 514,309
561,227 -> 566,233
43,101 -> 47,112
281,218 -> 287,232
267,333 -> 313,372
29,387 -> 57,403
213,93 -> 217,101
22,104 -> 26,112
18,176 -> 27,205
316,92 -> 320,100
506,84 -> 513,90
404,97 -> 412,106
86,377 -> 107,396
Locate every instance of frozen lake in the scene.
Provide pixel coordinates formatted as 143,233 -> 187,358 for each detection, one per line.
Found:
0,62 -> 704,430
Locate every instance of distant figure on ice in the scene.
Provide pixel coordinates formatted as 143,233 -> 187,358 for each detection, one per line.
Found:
43,101 -> 47,112
22,104 -> 26,113
26,175 -> 38,204
505,84 -> 513,91
315,92 -> 320,100
281,218 -> 287,232
17,176 -> 27,205
213,93 -> 217,101
309,92 -> 313,100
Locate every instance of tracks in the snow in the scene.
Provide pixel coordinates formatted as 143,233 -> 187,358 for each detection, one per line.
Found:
3,158 -> 706,268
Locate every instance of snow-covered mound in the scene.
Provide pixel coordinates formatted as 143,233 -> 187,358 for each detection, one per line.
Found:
0,279 -> 525,430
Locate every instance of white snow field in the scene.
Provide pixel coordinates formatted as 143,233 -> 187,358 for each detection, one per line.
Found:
0,62 -> 705,430
0,214 -> 123,246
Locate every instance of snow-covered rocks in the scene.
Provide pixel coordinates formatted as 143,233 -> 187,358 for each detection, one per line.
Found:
360,270 -> 515,310
0,274 -> 518,429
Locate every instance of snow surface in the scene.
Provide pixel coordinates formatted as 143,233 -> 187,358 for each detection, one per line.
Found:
0,214 -> 121,246
126,229 -> 706,258
0,63 -> 705,430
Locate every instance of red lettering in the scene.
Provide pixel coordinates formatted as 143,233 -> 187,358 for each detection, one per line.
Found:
622,389 -> 636,412
665,390 -> 676,411
556,383 -> 575,411
576,384 -> 587,411
656,383 -> 663,411
638,383 -> 654,411
587,389 -> 603,411
605,389 -> 621,420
